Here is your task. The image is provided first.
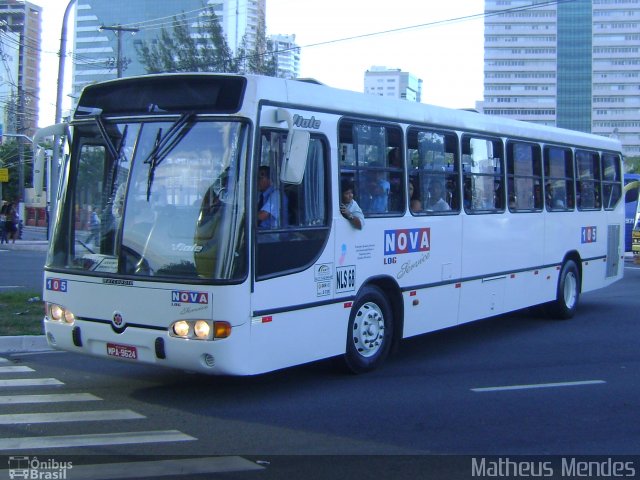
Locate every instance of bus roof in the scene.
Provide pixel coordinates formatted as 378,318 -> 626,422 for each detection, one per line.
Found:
76,72 -> 623,154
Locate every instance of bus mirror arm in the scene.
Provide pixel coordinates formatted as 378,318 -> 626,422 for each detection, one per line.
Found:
276,108 -> 310,185
32,123 -> 69,197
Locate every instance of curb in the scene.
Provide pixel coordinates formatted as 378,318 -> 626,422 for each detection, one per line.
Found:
0,335 -> 51,354
0,241 -> 49,252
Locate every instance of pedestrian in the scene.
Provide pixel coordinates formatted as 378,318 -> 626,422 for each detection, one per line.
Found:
5,202 -> 18,243
0,201 -> 8,244
86,205 -> 101,245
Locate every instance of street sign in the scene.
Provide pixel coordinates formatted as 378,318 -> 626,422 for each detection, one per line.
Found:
0,167 -> 8,182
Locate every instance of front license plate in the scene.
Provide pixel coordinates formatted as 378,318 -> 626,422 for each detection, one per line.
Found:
106,342 -> 138,360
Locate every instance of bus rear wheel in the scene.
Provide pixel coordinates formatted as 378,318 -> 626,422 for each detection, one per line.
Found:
344,286 -> 393,374
547,259 -> 580,319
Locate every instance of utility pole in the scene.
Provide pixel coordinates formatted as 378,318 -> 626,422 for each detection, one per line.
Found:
99,25 -> 140,78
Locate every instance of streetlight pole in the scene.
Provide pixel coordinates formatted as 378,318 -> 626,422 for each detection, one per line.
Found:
55,0 -> 76,125
49,0 -> 77,240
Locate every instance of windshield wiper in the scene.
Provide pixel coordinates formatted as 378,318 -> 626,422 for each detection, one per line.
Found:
92,115 -> 129,199
145,112 -> 195,201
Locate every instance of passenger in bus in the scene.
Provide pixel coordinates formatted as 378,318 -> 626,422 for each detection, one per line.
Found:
426,180 -> 451,211
340,180 -> 364,230
257,166 -> 281,229
408,180 -> 422,213
363,167 -> 390,213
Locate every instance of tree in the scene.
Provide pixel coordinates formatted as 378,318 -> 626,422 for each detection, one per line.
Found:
236,18 -> 277,76
136,7 -> 237,73
136,6 -> 277,76
625,156 -> 640,174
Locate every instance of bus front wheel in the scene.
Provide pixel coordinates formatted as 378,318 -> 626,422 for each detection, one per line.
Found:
344,286 -> 393,374
547,259 -> 581,320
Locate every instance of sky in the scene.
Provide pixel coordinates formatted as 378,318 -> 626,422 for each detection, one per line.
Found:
31,0 -> 484,128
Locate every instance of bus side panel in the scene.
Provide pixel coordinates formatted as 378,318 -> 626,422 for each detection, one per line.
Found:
248,303 -> 348,374
459,213 -> 545,323
402,283 -> 461,338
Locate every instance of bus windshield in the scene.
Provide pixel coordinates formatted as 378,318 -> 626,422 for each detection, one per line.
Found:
48,118 -> 248,282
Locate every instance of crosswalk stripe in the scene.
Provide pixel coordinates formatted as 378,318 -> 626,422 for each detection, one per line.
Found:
0,393 -> 102,404
35,456 -> 265,480
0,378 -> 64,387
0,409 -> 145,424
0,365 -> 34,373
0,430 -> 196,450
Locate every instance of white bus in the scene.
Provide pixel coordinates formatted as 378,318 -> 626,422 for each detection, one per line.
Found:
39,74 -> 624,375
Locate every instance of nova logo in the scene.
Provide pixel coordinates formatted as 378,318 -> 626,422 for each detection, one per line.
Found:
171,291 -> 208,304
384,228 -> 430,255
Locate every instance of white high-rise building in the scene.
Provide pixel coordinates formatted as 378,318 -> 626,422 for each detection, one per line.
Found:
479,0 -> 640,156
364,66 -> 423,102
270,33 -> 300,79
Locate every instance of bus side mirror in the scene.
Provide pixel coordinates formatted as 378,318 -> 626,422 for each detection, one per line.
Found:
33,147 -> 45,196
281,129 -> 310,185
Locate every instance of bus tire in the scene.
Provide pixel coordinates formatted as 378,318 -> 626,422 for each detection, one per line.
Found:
344,286 -> 393,374
547,259 -> 580,320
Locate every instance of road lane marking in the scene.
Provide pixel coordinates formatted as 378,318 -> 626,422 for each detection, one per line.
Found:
0,430 -> 196,450
471,380 -> 606,392
0,365 -> 34,373
0,409 -> 145,424
0,456 -> 263,479
0,378 -> 64,387
0,393 -> 101,404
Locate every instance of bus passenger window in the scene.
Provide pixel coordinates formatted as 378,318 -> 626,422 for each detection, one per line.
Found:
461,135 -> 504,213
601,153 -> 622,210
338,119 -> 404,216
507,141 -> 543,212
575,150 -> 601,211
544,146 -> 574,211
407,127 -> 460,215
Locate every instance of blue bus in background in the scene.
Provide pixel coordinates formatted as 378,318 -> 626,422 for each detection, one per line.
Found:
624,173 -> 640,251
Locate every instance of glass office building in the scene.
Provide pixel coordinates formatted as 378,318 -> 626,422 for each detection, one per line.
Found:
72,0 -> 266,100
480,0 -> 640,156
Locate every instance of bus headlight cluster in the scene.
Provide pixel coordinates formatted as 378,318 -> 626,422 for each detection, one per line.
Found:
170,320 -> 231,340
47,303 -> 76,325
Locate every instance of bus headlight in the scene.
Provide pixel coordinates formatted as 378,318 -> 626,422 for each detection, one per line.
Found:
47,303 -> 75,325
172,321 -> 190,337
169,320 -> 231,340
194,320 -> 211,339
49,304 -> 64,321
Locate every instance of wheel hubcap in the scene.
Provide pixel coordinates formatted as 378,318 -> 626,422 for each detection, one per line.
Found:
563,271 -> 577,309
352,302 -> 385,358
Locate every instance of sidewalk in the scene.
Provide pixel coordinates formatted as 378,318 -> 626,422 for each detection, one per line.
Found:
0,335 -> 50,353
0,226 -> 49,252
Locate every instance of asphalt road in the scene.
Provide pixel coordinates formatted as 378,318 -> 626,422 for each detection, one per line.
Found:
1,262 -> 639,479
